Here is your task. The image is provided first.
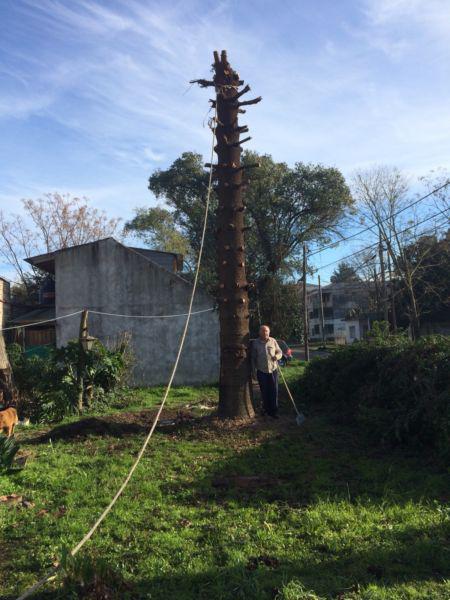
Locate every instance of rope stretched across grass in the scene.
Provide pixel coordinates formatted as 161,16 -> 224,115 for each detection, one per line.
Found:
16,111 -> 218,600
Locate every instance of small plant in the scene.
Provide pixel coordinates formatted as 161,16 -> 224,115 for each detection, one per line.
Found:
57,550 -> 130,599
276,580 -> 324,600
7,336 -> 132,424
366,320 -> 391,341
0,435 -> 20,470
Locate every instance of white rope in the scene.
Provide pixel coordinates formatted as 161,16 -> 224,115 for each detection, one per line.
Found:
0,311 -> 82,332
16,108 -> 218,600
1,305 -> 214,334
89,307 -> 214,319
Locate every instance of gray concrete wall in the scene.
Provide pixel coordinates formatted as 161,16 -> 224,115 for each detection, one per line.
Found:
128,248 -> 179,272
55,238 -> 219,386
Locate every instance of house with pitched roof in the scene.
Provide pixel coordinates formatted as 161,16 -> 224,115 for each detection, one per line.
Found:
13,238 -> 219,386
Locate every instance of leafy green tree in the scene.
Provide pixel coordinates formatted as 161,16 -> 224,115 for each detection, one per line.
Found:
243,152 -> 353,283
330,261 -> 361,283
253,280 -> 302,341
136,151 -> 352,334
243,153 -> 352,335
147,152 -> 217,288
124,206 -> 191,259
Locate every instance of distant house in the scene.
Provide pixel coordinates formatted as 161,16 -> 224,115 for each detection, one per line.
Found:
14,238 -> 219,386
6,276 -> 57,351
307,281 -> 372,344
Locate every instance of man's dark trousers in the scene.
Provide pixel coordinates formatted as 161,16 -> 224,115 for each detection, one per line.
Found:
256,369 -> 279,416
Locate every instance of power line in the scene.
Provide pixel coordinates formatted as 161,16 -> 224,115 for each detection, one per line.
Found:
307,179 -> 450,258
315,215 -> 448,274
311,209 -> 449,274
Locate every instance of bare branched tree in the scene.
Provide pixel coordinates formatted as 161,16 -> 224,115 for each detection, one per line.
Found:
0,193 -> 121,290
352,167 -> 449,338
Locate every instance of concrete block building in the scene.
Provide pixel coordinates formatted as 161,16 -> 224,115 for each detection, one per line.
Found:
25,238 -> 219,386
307,281 -> 371,344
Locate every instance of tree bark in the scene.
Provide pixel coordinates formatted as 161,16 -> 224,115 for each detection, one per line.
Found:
0,335 -> 15,406
0,279 -> 15,406
213,51 -> 256,419
407,284 -> 420,340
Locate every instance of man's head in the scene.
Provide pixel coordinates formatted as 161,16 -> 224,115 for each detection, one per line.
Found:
259,325 -> 270,341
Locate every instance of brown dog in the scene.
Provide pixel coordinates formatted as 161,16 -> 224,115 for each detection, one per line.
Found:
0,407 -> 19,438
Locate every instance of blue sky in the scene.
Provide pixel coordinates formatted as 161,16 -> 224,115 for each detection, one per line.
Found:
1,0 -> 449,282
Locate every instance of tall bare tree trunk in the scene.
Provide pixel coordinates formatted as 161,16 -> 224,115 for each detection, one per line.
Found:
209,50 -> 261,418
407,283 -> 420,340
0,280 -> 15,406
0,335 -> 15,406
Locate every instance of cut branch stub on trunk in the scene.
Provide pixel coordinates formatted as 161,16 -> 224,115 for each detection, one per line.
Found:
194,50 -> 261,419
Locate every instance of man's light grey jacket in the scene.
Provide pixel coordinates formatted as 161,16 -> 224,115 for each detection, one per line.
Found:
251,337 -> 283,374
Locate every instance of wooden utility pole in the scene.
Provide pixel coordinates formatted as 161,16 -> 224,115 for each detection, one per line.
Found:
387,252 -> 397,331
76,309 -> 88,413
193,50 -> 261,419
318,275 -> 326,346
302,244 -> 310,362
378,232 -> 389,323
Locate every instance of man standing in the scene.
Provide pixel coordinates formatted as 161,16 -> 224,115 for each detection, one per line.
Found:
251,325 -> 283,418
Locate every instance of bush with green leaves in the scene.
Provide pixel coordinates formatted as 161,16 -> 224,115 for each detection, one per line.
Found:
294,334 -> 450,459
52,338 -> 130,393
8,338 -> 131,423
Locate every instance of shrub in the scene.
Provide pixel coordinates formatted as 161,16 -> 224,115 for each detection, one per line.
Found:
0,436 -> 20,471
8,337 -> 132,423
295,335 -> 450,459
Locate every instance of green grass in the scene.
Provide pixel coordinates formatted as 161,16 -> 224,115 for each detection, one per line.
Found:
1,364 -> 449,599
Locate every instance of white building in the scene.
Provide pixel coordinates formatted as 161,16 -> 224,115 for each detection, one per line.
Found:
307,281 -> 372,344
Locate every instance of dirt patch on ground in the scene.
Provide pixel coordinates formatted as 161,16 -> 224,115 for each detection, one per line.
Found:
199,413 -> 301,436
30,408 -> 197,443
23,386 -> 304,446
25,409 -> 303,447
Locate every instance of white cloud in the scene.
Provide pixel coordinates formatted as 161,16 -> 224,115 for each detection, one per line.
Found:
1,0 -> 449,204
0,93 -> 55,119
364,0 -> 450,32
143,146 -> 165,162
363,0 -> 450,44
